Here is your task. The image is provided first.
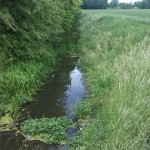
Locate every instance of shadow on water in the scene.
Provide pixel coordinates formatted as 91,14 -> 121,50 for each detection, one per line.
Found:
0,131 -> 68,150
25,57 -> 85,119
0,57 -> 85,150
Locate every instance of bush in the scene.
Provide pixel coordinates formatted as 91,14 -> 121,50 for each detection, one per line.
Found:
0,0 -> 82,63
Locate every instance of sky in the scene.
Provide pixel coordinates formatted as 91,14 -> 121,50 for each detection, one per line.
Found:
108,0 -> 140,3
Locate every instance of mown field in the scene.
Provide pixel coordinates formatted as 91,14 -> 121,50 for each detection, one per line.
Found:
72,9 -> 150,150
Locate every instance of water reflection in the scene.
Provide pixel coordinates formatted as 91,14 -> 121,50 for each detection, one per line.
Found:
26,58 -> 85,119
65,67 -> 85,115
0,131 -> 24,150
0,131 -> 68,150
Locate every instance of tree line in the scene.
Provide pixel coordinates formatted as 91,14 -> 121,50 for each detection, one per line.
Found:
82,0 -> 108,9
111,0 -> 150,9
82,0 -> 150,9
134,0 -> 150,9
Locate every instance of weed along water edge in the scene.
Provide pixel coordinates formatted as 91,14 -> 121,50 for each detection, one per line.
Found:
0,58 -> 86,150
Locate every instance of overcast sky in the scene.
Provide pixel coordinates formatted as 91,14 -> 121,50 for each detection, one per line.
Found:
108,0 -> 140,3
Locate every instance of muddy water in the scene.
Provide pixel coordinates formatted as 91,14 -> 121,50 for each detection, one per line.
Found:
0,57 -> 85,150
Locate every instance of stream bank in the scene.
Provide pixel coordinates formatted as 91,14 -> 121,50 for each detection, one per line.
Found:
0,57 -> 86,150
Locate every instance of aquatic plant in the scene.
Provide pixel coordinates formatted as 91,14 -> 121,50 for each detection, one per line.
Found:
21,117 -> 73,144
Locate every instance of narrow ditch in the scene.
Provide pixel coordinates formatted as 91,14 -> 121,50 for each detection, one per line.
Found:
0,57 -> 85,150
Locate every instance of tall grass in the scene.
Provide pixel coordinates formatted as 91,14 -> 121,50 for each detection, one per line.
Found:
72,10 -> 150,150
0,50 -> 55,126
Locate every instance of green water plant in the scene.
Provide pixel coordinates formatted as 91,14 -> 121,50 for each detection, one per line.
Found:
21,116 -> 74,144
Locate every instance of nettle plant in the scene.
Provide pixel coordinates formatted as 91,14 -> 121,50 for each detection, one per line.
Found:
21,116 -> 73,144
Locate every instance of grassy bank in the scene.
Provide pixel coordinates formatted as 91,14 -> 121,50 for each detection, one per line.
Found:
0,48 -> 56,128
72,10 -> 150,149
0,41 -> 81,129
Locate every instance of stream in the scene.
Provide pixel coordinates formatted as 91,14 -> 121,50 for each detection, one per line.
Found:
0,57 -> 85,150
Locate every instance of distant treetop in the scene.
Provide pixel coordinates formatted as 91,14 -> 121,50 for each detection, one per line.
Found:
82,0 -> 150,9
82,0 -> 108,9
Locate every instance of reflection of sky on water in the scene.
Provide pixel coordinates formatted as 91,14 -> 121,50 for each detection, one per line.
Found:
25,58 -> 85,118
65,67 -> 85,116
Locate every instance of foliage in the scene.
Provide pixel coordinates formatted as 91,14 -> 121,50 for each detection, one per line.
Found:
0,0 -> 82,127
73,98 -> 102,119
0,0 -> 82,64
81,0 -> 150,9
134,0 -> 150,9
82,0 -> 108,9
0,59 -> 53,125
71,10 -> 150,149
109,0 -> 119,8
107,0 -> 150,9
21,117 -> 73,144
69,132 -> 84,149
119,2 -> 133,9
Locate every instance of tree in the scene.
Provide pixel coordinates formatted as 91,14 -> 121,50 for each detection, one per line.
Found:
143,0 -> 150,8
82,0 -> 108,9
134,0 -> 150,9
0,0 -> 82,63
109,0 -> 119,8
119,3 -> 133,9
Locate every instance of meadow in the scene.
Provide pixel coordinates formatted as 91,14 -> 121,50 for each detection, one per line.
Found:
72,9 -> 150,150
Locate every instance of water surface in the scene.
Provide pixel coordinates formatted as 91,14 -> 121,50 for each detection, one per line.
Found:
26,57 -> 85,118
0,57 -> 85,150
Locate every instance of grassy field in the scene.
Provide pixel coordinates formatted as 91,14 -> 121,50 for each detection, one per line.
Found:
92,9 -> 150,18
72,9 -> 150,150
